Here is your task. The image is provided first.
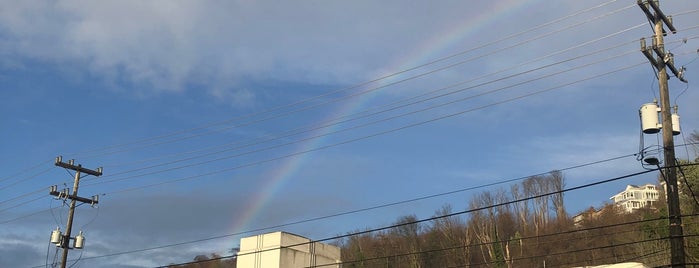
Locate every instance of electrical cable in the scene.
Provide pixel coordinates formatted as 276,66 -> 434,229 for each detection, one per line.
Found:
674,83 -> 689,108
342,237 -> 658,268
13,2 -> 640,186
87,56 -> 639,185
0,5 -> 654,196
49,198 -> 62,229
98,25 -> 646,173
0,194 -> 44,213
162,213 -> 699,268
150,164 -> 692,267
0,159 -> 51,185
58,166 -> 671,265
73,36 -> 695,193
45,240 -> 51,268
43,163 -> 699,267
6,6 -> 699,268
0,42 -> 680,209
77,5 -> 632,162
462,235 -> 699,268
334,227 -> 694,268
566,247 -> 669,268
67,250 -> 83,268
84,29 -> 647,183
0,187 -> 45,206
10,153 -> 642,266
8,21 -> 696,203
89,59 -> 648,194
0,208 -> 53,225
50,0 -> 629,162
677,160 -> 699,208
2,2 -> 696,205
16,150 -> 638,266
0,167 -> 52,192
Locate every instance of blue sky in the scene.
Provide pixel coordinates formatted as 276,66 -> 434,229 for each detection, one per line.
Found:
2,1 -> 699,267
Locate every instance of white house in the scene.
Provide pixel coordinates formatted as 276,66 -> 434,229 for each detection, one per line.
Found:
610,184 -> 660,213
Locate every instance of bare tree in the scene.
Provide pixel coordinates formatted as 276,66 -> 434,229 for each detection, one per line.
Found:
428,205 -> 470,267
391,215 -> 423,268
549,170 -> 567,227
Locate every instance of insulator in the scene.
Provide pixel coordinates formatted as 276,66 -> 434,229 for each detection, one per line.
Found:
50,227 -> 62,244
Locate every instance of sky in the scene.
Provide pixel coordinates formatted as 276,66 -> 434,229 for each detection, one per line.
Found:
1,0 -> 699,267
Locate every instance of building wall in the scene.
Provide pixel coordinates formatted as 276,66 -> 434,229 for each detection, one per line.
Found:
237,231 -> 341,268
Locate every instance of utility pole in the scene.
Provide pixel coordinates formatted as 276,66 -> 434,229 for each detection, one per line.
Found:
49,156 -> 102,268
638,1 -> 686,266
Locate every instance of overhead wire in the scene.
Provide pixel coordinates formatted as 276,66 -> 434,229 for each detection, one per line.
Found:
72,30 -> 699,193
6,34 -> 699,232
0,159 -> 52,185
53,165 -> 684,265
340,217 -> 687,268
0,51 -> 651,220
2,149 -> 634,265
3,2 -> 696,203
9,10 -> 699,268
52,0 -> 631,163
74,5 -> 632,163
2,1 -> 696,266
0,2 -> 644,199
83,52 -> 641,186
0,50 -> 650,215
16,152 -> 646,267
88,56 -> 648,193
151,167 -> 699,268
162,219 -> 696,268
0,167 -> 52,192
12,6 -> 696,204
81,23 -> 648,182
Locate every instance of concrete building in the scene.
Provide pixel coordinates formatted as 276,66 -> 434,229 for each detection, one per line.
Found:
237,231 -> 341,268
610,184 -> 660,213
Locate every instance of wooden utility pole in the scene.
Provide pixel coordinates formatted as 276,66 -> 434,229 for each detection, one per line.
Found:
50,156 -> 102,268
638,0 -> 686,266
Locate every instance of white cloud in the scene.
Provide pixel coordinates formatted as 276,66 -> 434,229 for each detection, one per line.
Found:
0,1 -> 539,96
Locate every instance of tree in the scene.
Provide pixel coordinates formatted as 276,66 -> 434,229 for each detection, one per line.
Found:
425,205 -> 470,267
391,215 -> 423,268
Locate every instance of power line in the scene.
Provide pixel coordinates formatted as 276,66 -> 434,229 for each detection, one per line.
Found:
0,37 -> 674,208
48,165 -> 668,265
6,7 -> 691,199
85,57 -> 647,194
0,54 -> 649,216
153,166 -> 698,268
7,33 -> 694,207
83,33 -> 648,182
0,1 -> 638,189
162,217 -> 699,268
0,3 -> 648,198
334,217 -> 687,268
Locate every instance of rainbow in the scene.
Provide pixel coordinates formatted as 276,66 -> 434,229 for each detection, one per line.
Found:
229,0 -> 542,237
